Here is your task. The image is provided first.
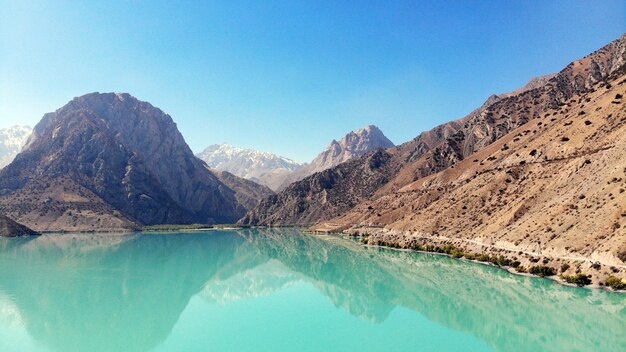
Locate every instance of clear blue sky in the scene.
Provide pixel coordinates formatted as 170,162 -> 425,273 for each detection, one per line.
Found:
1,1 -> 624,162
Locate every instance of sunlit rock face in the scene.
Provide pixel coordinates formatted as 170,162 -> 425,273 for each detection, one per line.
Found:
0,93 -> 246,231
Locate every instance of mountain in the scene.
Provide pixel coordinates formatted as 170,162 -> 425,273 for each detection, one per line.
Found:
308,34 -> 626,273
196,144 -> 303,191
0,126 -> 32,169
213,170 -> 274,210
0,214 -> 39,237
0,93 -> 249,232
304,125 -> 395,174
274,125 -> 394,190
241,150 -> 396,225
242,30 -> 626,249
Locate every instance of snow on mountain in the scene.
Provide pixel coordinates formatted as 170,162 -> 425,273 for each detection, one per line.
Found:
0,125 -> 32,169
196,144 -> 303,190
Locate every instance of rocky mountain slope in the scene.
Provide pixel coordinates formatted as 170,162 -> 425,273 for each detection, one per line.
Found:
0,214 -> 39,237
240,150 -> 397,225
0,126 -> 32,169
308,34 -> 626,280
196,144 -> 303,190
275,125 -> 394,190
245,32 -> 626,249
0,93 -> 252,231
213,170 -> 274,211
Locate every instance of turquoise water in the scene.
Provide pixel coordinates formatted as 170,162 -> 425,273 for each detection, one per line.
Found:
0,229 -> 624,352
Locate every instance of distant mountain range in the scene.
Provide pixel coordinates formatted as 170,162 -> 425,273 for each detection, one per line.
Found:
0,125 -> 32,169
196,125 -> 394,191
196,144 -> 303,190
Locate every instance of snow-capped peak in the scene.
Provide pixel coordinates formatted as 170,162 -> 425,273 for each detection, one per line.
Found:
0,125 -> 33,169
196,144 -> 303,190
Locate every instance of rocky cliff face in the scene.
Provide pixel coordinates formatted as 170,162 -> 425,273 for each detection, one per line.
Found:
196,144 -> 303,191
0,126 -> 32,169
0,214 -> 39,237
275,125 -> 394,190
246,34 -> 626,233
0,93 -> 246,231
305,125 -> 394,174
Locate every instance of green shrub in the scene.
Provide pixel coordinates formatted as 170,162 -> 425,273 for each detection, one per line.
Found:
451,249 -> 464,258
529,265 -> 557,277
605,276 -> 626,290
476,253 -> 491,262
515,266 -> 527,273
561,273 -> 592,287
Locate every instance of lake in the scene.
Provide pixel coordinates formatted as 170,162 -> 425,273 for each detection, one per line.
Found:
0,229 -> 624,351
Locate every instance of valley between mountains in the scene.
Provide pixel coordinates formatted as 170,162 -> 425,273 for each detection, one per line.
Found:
1,34 -> 625,287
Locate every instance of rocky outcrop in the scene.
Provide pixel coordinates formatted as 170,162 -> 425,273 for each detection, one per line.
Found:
275,125 -> 394,190
0,93 -> 246,231
0,214 -> 39,237
196,144 -> 303,191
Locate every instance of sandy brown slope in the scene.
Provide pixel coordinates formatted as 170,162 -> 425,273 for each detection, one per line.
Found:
320,72 -> 626,283
246,34 -> 626,228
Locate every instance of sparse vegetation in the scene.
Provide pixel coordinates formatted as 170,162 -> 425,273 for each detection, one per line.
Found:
561,273 -> 592,287
529,265 -> 556,277
605,276 -> 626,290
142,224 -> 225,231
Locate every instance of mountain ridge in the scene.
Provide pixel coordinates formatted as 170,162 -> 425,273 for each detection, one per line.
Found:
274,124 -> 394,190
245,33 -> 626,242
196,143 -> 303,191
305,33 -> 626,282
0,93 -> 254,231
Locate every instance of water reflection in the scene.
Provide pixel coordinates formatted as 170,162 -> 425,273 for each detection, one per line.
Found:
0,229 -> 624,352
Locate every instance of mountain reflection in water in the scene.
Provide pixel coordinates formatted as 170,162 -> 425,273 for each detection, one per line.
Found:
0,229 -> 624,352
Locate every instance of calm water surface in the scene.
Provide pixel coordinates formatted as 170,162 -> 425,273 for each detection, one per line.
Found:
0,229 -> 624,352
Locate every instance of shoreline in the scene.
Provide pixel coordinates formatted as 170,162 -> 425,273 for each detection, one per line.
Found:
10,225 -> 626,293
339,234 -> 626,294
